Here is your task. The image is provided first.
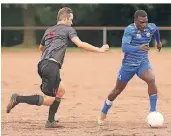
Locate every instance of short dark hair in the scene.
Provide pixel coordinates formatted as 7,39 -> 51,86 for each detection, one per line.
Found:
57,7 -> 73,21
134,10 -> 147,19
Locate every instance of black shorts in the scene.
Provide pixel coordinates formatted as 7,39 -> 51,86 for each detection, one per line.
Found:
38,59 -> 61,97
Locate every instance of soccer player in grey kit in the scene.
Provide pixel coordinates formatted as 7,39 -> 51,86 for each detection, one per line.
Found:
6,7 -> 109,128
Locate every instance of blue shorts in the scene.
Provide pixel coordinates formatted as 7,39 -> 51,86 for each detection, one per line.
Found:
118,62 -> 152,83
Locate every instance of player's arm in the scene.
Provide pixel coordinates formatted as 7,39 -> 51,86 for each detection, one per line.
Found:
69,27 -> 109,53
39,33 -> 46,52
122,28 -> 149,52
39,44 -> 45,51
154,27 -> 161,44
71,36 -> 109,53
152,24 -> 162,52
122,29 -> 140,53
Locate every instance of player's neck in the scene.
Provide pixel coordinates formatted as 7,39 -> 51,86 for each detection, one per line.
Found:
134,23 -> 145,32
57,21 -> 67,25
134,23 -> 139,30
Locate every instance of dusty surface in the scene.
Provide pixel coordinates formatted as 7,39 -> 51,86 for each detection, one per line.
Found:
2,49 -> 171,136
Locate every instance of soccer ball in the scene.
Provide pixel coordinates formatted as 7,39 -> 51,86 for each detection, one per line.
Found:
146,112 -> 164,127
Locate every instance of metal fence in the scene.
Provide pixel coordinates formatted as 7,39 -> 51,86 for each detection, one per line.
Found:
1,26 -> 171,45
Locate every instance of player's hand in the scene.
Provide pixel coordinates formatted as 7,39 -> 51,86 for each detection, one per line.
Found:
140,44 -> 150,51
156,42 -> 162,52
99,44 -> 109,53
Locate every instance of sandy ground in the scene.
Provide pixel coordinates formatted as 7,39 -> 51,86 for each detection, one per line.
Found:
1,49 -> 171,136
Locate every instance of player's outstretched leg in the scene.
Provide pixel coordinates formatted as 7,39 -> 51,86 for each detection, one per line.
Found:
6,89 -> 65,128
6,93 -> 44,113
6,93 -> 62,128
98,79 -> 127,125
139,69 -> 158,112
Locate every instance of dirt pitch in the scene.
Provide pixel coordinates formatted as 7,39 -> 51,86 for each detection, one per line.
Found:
2,49 -> 171,136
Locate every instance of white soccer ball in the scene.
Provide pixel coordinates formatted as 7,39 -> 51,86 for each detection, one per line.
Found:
146,112 -> 164,127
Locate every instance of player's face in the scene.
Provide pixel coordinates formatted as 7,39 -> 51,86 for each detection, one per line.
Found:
135,16 -> 148,31
66,13 -> 73,26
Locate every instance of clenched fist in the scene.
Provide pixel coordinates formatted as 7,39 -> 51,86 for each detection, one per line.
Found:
99,44 -> 109,53
156,42 -> 162,52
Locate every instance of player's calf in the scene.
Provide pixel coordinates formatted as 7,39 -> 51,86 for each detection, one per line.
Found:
100,88 -> 122,116
146,77 -> 157,95
6,93 -> 44,113
140,69 -> 158,112
146,76 -> 158,112
98,89 -> 121,125
108,88 -> 124,101
100,88 -> 123,116
47,97 -> 61,123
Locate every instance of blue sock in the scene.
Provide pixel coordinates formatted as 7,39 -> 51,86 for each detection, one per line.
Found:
101,99 -> 112,114
149,94 -> 158,112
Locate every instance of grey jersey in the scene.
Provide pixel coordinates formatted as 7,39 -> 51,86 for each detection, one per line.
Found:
40,24 -> 77,68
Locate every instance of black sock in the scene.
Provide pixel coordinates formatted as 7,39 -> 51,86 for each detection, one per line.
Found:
48,97 -> 61,122
16,95 -> 44,106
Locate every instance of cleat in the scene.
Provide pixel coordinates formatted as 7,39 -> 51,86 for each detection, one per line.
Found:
55,119 -> 59,122
6,93 -> 19,113
45,120 -> 63,128
97,112 -> 107,125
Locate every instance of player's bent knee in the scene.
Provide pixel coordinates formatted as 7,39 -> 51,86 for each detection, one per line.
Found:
56,81 -> 66,98
56,90 -> 65,98
56,86 -> 65,98
146,76 -> 155,84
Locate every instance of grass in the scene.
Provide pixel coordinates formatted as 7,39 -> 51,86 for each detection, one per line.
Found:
1,46 -> 84,52
1,44 -> 39,52
1,44 -> 171,53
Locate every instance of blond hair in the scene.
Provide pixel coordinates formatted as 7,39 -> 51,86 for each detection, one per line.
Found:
57,7 -> 73,21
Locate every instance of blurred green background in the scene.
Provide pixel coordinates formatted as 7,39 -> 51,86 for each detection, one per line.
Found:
1,4 -> 171,47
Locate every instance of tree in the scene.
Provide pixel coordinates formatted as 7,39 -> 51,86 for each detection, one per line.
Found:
22,4 -> 36,47
2,4 -> 171,47
1,4 -> 37,47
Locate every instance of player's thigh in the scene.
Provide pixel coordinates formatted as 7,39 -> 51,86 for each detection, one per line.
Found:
136,63 -> 155,82
118,65 -> 136,84
39,60 -> 61,97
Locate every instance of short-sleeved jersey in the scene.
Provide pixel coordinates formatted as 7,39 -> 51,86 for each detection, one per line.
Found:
40,24 -> 77,68
122,23 -> 157,66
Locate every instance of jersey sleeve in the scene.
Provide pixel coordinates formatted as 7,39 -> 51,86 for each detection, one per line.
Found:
148,23 -> 158,34
148,23 -> 161,44
121,27 -> 140,53
122,27 -> 132,44
68,27 -> 77,40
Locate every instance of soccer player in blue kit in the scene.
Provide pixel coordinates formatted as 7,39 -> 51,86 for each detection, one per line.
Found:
98,10 -> 162,125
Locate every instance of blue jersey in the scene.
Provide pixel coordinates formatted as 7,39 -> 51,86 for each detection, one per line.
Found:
121,23 -> 158,66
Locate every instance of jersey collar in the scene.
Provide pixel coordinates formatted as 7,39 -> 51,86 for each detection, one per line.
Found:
134,23 -> 147,32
